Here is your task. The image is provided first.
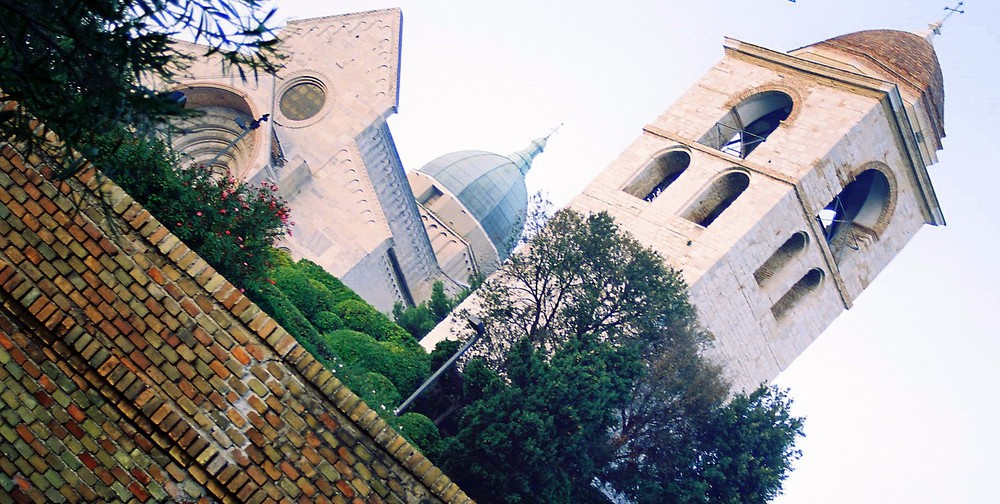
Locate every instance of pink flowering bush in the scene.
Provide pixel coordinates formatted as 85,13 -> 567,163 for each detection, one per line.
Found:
88,127 -> 292,292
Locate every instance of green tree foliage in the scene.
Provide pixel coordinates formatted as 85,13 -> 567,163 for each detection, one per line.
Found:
431,209 -> 803,503
600,329 -> 730,503
409,339 -> 465,428
443,337 -> 642,504
272,266 -> 339,321
0,0 -> 279,173
392,281 -> 468,340
429,281 -> 454,321
697,386 -> 804,504
390,412 -> 444,459
289,259 -> 360,304
345,372 -> 401,412
250,283 -> 325,358
336,299 -> 416,348
392,301 -> 438,340
312,311 -> 345,333
248,254 -> 433,418
470,210 -> 695,369
322,329 -> 429,397
86,127 -> 290,292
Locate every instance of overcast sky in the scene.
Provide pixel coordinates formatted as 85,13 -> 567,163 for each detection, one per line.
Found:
276,1 -> 1000,502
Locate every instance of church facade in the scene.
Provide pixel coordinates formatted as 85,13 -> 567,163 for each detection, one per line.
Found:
164,9 -> 544,312
166,8 -> 947,390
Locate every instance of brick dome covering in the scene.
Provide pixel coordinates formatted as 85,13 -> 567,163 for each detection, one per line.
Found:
808,30 -> 944,134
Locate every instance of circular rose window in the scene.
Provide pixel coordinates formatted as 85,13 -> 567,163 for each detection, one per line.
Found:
279,81 -> 326,121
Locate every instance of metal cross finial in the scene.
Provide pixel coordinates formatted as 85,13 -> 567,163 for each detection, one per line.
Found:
545,123 -> 564,141
929,2 -> 965,36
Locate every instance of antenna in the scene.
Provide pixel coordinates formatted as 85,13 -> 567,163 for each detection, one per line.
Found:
928,2 -> 965,37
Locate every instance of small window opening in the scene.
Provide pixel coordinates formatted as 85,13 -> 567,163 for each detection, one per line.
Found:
816,169 -> 890,252
770,268 -> 824,320
386,248 -> 415,307
623,150 -> 691,202
418,185 -> 444,207
680,171 -> 750,227
699,91 -> 793,158
754,232 -> 809,286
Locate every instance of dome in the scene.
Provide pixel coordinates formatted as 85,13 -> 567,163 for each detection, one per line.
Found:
800,30 -> 944,134
417,137 -> 546,259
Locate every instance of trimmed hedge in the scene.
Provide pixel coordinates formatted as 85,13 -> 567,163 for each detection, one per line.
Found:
392,412 -> 443,457
345,372 -> 401,411
335,299 -> 416,348
322,329 -> 430,396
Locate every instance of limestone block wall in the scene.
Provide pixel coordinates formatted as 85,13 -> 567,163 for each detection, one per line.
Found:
0,134 -> 471,503
567,39 -> 942,391
356,121 -> 443,307
166,9 -> 447,312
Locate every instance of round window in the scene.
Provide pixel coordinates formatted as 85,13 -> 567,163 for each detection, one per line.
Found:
279,81 -> 326,121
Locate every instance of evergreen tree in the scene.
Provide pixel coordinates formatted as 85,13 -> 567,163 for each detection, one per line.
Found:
434,209 -> 803,503
0,0 -> 279,174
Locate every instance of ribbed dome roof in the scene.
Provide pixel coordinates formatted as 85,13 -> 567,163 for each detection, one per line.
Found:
805,30 -> 944,133
418,138 -> 546,259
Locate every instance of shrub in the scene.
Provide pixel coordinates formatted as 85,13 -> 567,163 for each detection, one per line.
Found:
272,266 -> 338,321
249,283 -> 323,357
337,299 -> 384,333
392,302 -> 437,340
293,258 -> 361,304
429,281 -> 453,321
345,372 -> 401,411
323,329 -> 429,396
313,311 -> 345,333
88,126 -> 291,292
335,299 -> 414,346
392,412 -> 443,457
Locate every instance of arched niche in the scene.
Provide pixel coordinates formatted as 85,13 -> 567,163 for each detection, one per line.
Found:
770,267 -> 824,320
680,170 -> 750,227
699,91 -> 793,158
816,169 -> 892,252
754,232 -> 809,286
170,85 -> 260,176
622,149 -> 691,202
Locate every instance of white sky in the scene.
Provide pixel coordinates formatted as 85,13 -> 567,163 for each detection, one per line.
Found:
277,1 -> 1000,502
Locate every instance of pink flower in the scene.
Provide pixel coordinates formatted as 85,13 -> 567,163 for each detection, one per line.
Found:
196,211 -> 202,216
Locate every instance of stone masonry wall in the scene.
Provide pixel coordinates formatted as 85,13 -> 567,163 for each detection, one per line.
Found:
0,124 -> 472,503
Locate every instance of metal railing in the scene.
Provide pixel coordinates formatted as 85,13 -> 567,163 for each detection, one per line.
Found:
705,122 -> 767,159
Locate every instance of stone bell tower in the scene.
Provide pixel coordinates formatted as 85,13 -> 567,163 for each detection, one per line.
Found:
569,29 -> 946,390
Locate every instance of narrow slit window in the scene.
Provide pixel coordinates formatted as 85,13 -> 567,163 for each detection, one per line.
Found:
770,268 -> 824,320
754,232 -> 809,286
418,185 -> 444,207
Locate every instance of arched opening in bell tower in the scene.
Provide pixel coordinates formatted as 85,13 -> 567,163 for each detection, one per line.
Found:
623,149 -> 691,202
680,170 -> 750,227
699,91 -> 793,158
817,169 -> 891,252
622,150 -> 691,201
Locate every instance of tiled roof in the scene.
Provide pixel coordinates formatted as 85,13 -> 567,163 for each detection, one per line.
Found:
0,102 -> 472,503
809,29 -> 945,137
